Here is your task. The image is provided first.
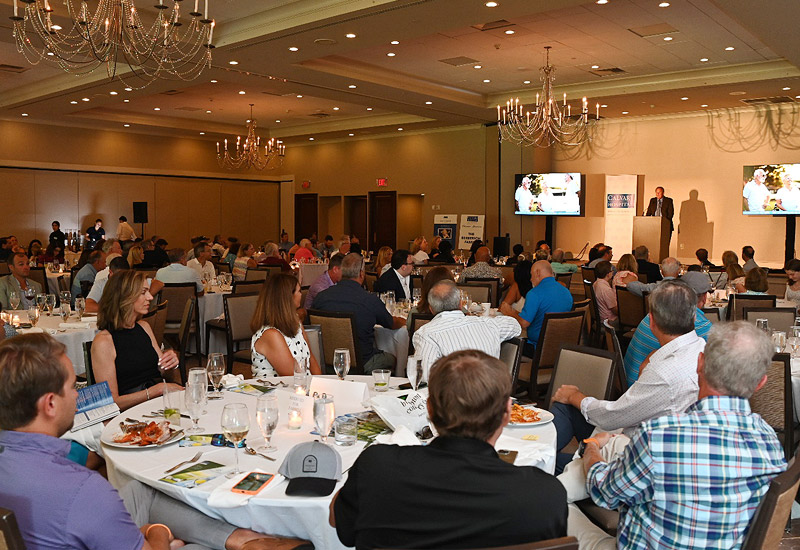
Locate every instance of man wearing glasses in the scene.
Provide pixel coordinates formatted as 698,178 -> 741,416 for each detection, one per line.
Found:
374,249 -> 414,300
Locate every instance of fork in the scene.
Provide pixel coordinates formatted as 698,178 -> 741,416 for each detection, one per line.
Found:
163,451 -> 203,474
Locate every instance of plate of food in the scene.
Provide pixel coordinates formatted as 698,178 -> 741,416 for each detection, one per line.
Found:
508,404 -> 554,427
102,420 -> 184,448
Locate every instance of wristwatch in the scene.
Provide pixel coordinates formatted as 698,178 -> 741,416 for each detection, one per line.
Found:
578,438 -> 600,458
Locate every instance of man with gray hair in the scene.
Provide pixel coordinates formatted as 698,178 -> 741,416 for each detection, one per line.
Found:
550,280 -> 705,472
412,280 -> 521,374
625,256 -> 681,297
550,248 -> 577,274
577,322 -> 786,549
151,248 -> 203,297
633,245 -> 662,284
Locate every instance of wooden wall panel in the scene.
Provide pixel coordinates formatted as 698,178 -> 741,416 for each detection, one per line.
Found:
0,168 -> 37,244
153,177 -> 194,248
248,182 -> 281,244
116,174 -> 156,239
34,171 -> 80,244
219,182 -> 252,246
78,173 -> 119,235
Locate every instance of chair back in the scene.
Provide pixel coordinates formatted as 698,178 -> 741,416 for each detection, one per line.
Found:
176,298 -> 196,384
244,268 -> 268,281
581,266 -> 596,284
377,537 -> 578,550
69,265 -> 80,288
532,311 -> 585,395
0,507 -> 26,550
0,263 -> 10,276
616,286 -> 647,331
545,345 -> 617,407
407,312 -> 435,354
364,272 -> 378,292
213,261 -> 231,274
741,450 -> 800,550
464,277 -> 501,307
728,294 -> 776,321
700,307 -> 721,324
555,272 -> 572,289
637,272 -> 649,284
456,282 -> 492,305
743,307 -> 796,335
222,293 -> 260,371
160,283 -> 196,323
500,337 -> 524,393
582,280 -> 602,345
602,320 -> 628,399
749,354 -> 793,460
56,275 -> 70,293
304,324 -> 326,369
767,273 -> 788,297
141,301 -> 168,347
28,267 -> 46,292
82,340 -> 94,386
571,298 -> 592,346
263,265 -> 284,278
232,280 -> 264,295
306,309 -> 363,373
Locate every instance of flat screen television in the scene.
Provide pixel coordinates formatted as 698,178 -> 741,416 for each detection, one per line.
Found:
514,172 -> 584,216
743,163 -> 800,215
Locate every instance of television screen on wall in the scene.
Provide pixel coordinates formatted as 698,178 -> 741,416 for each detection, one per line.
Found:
514,173 -> 584,216
743,163 -> 800,215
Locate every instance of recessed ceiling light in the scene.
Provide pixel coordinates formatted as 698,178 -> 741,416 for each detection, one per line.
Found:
504,30 -> 515,35
238,90 -> 246,95
46,52 -> 54,56
82,97 -> 90,102
591,64 -> 600,69
729,91 -> 746,96
622,111 -> 629,114
783,87 -> 791,91
701,104 -> 709,107
366,107 -> 373,111
109,91 -> 118,95
601,104 -> 608,108
483,79 -> 491,83
346,33 -> 356,39
348,84 -> 357,89
348,133 -> 354,136
333,107 -> 340,110
681,97 -> 689,100
296,94 -> 303,98
154,107 -> 160,111
199,132 -> 205,135
700,58 -> 709,62
797,96 -> 800,99
206,110 -> 212,113
523,80 -> 531,84
724,46 -> 734,51
124,124 -> 130,127
485,1 -> 498,6
658,1 -> 670,6
663,36 -> 673,41
123,99 -> 130,103
210,80 -> 217,83
309,137 -> 314,141
125,87 -> 133,91
387,52 -> 396,57
596,0 -> 608,4
288,47 -> 299,52
473,65 -> 482,69
425,101 -> 433,105
229,60 -> 238,65
70,100 -> 77,104
21,113 -> 28,117
397,127 -> 403,131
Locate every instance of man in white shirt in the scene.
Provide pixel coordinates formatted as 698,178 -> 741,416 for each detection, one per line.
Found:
85,257 -> 130,313
413,280 -> 521,375
743,168 -> 771,212
187,242 -> 215,281
374,249 -> 413,300
549,279 -> 705,472
625,256 -> 681,297
515,176 -> 535,213
116,216 -> 137,242
775,172 -> 800,212
150,248 -> 204,297
742,246 -> 760,274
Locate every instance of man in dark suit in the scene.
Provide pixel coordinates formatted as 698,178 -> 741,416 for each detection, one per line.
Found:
374,249 -> 413,300
645,186 -> 675,236
633,245 -> 662,284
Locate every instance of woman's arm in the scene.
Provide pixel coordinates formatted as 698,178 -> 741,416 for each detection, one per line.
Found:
139,321 -> 181,376
253,328 -> 304,376
301,327 -> 323,375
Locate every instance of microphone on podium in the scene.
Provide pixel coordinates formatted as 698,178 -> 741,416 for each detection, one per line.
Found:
574,242 -> 590,260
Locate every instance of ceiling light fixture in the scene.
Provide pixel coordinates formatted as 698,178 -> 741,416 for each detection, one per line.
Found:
497,46 -> 599,148
9,0 -> 215,87
348,133 -> 354,136
348,84 -> 357,88
681,97 -> 688,100
663,36 -> 673,41
289,47 -> 299,52
206,110 -> 212,113
366,107 -> 373,111
123,99 -> 129,102
485,1 -> 498,6
125,87 -> 133,91
474,65 -> 482,69
109,91 -> 118,95
82,97 -> 90,101
199,132 -> 205,135
700,58 -> 708,62
309,137 -> 314,141
724,46 -> 735,51
124,123 -> 130,127
229,61 -> 239,65
239,90 -> 246,95
210,80 -> 217,83
296,94 -> 303,98
591,64 -> 599,69
622,111 -> 629,114
275,120 -> 281,123
596,0 -> 608,4
217,104 -> 285,170
483,79 -> 491,83
783,87 -> 791,91
390,40 -> 400,45
333,107 -> 340,110
70,100 -> 78,104
425,101 -> 433,105
397,127 -> 403,131
505,30 -> 515,35
658,1 -> 670,6
387,52 -> 396,57
21,113 -> 28,117
346,33 -> 356,39
701,104 -> 708,107
153,107 -> 160,110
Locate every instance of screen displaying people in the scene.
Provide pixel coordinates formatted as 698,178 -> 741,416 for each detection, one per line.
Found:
743,164 -> 800,214
513,173 -> 582,215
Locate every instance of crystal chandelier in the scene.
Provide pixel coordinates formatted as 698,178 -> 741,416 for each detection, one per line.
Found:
497,47 -> 600,148
217,105 -> 286,171
9,0 -> 215,87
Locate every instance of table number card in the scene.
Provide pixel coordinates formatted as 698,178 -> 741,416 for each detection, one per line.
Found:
309,378 -> 369,413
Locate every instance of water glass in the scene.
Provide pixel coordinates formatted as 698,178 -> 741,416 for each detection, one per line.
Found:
755,319 -> 770,332
772,331 -> 787,354
372,369 -> 391,392
313,393 -> 335,444
207,353 -> 226,399
45,294 -> 56,316
333,348 -> 350,381
185,369 -> 207,434
221,403 -> 249,477
59,291 -> 71,308
75,297 -> 85,320
59,303 -> 71,323
256,393 -> 279,453
293,357 -> 310,394
9,291 -> 20,310
412,288 -> 421,305
788,336 -> 800,358
334,416 -> 357,446
792,326 -> 800,339
162,383 -> 182,425
406,357 -> 424,391
27,306 -> 40,327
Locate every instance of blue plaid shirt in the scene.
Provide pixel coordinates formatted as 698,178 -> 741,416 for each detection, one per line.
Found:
587,396 -> 786,550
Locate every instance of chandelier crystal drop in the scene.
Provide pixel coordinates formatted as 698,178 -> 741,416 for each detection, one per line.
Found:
497,46 -> 600,148
9,0 -> 215,87
217,104 -> 286,171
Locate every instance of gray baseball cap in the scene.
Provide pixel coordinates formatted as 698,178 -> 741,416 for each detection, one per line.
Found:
680,271 -> 712,296
278,441 -> 342,496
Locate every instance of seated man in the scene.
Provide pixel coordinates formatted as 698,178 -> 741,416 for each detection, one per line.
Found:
591,261 -> 617,327
150,248 -> 203,297
331,350 -> 567,549
579,322 -> 786,550
428,239 -> 455,264
71,250 -> 105,299
625,256 -> 681,297
413,280 -> 521,374
550,280 -> 704,472
623,271 -> 713,386
187,242 -> 216,280
586,245 -> 612,269
0,333 -> 309,550
374,249 -> 413,300
259,242 -> 293,271
633,245 -> 662,284
0,252 -> 43,310
499,261 -> 572,356
742,245 -> 759,273
550,248 -> 577,273
304,253 -> 342,309
85,257 -> 130,313
461,246 -> 501,279
317,234 -> 336,258
312,253 -> 405,373
695,247 -> 715,268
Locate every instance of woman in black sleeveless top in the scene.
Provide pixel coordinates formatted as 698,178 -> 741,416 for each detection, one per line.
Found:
91,270 -> 182,411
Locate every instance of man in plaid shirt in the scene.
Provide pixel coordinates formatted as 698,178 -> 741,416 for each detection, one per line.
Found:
579,322 -> 786,549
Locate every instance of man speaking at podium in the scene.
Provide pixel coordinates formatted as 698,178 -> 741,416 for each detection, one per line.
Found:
645,186 -> 674,239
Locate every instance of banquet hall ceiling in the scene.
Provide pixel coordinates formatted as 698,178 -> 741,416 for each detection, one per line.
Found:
0,0 -> 798,145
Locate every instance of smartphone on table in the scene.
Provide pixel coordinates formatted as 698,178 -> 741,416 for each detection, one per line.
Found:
231,472 -> 275,495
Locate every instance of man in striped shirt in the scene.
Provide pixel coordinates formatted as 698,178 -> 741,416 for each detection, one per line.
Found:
412,280 -> 521,375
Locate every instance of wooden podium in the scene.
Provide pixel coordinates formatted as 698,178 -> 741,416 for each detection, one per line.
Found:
633,216 -> 671,262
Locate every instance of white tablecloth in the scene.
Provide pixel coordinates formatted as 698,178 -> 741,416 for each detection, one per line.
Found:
45,269 -> 68,294
12,310 -> 97,375
195,286 -> 229,355
101,375 -> 556,549
298,264 -> 327,287
374,326 -> 409,376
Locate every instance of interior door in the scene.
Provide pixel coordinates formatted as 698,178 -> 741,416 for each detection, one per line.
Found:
294,193 -> 318,241
346,196 -> 367,244
368,191 -> 396,251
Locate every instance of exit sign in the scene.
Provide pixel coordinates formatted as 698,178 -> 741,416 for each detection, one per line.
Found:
376,178 -> 388,187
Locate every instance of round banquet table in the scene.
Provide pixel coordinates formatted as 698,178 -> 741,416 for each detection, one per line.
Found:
195,285 -> 229,355
45,268 -> 69,294
101,375 -> 557,550
10,309 -> 97,375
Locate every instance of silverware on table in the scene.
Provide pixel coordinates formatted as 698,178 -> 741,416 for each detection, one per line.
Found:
244,446 -> 276,461
163,450 -> 203,473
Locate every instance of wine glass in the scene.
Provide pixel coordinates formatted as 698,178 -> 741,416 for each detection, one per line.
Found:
412,288 -> 421,306
207,353 -> 226,399
74,297 -> 85,320
45,294 -> 56,317
788,336 -> 800,358
27,306 -> 40,327
221,403 -> 249,477
755,319 -> 770,332
256,393 -> 279,453
313,393 -> 335,444
184,369 -> 207,434
333,348 -> 350,381
772,331 -> 787,354
23,287 -> 36,304
407,358 -> 425,391
9,291 -> 20,311
59,291 -> 72,309
59,303 -> 71,323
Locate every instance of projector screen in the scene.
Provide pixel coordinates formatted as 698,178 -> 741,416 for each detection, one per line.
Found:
743,163 -> 800,215
514,173 -> 583,216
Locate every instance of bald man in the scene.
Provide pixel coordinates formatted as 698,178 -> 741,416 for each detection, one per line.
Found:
460,246 -> 502,280
500,261 -> 573,357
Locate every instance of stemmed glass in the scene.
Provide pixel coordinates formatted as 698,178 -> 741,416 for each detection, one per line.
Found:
45,294 -> 56,316
207,353 -> 226,399
59,291 -> 71,309
407,358 -> 425,391
184,369 -> 207,434
772,331 -> 787,354
313,393 -> 335,444
74,297 -> 85,320
333,349 -> 350,381
256,393 -> 279,453
788,336 -> 800,358
221,403 -> 249,477
9,291 -> 20,311
27,306 -> 40,327
23,287 -> 36,304
293,357 -> 310,394
59,303 -> 71,323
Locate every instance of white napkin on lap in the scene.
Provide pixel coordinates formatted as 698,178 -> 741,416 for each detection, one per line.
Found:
207,470 -> 283,508
221,374 -> 244,389
374,425 -> 421,446
59,322 -> 91,329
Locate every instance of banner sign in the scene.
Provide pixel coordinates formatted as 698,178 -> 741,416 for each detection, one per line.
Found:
604,176 -> 638,256
458,215 -> 485,249
433,214 -> 458,248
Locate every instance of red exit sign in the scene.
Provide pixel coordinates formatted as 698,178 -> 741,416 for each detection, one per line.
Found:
376,178 -> 388,187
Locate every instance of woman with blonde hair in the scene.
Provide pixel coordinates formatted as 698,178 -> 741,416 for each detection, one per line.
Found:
251,272 -> 323,378
727,263 -> 746,292
411,236 -> 429,264
232,242 -> 258,281
612,253 -> 639,287
374,246 -> 393,275
91,270 -> 181,411
126,244 -> 144,268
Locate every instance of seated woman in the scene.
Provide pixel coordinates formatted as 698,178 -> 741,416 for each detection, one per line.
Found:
127,244 -> 145,268
727,263 -> 746,293
27,239 -> 42,263
743,267 -> 769,295
37,243 -> 64,265
429,239 -> 456,264
592,260 -> 618,328
501,260 -> 532,312
612,253 -> 639,287
232,242 -> 258,281
225,241 -> 240,270
251,272 -> 323,378
406,266 -> 455,328
373,246 -> 393,275
91,270 -> 181,411
786,259 -> 800,302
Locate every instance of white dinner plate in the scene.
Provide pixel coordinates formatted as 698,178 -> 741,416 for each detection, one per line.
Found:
101,426 -> 184,449
507,406 -> 554,427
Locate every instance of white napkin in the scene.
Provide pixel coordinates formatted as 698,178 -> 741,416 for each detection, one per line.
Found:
221,374 -> 244,389
556,434 -> 630,503
494,433 -> 556,468
206,470 -> 283,508
59,322 -> 91,329
19,327 -> 45,334
374,425 -> 421,446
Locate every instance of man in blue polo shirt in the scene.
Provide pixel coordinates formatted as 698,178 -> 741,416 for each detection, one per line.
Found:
500,261 -> 573,356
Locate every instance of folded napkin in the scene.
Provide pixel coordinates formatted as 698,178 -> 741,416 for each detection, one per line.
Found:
494,433 -> 556,468
59,322 -> 91,329
19,327 -> 45,334
221,374 -> 244,389
207,470 -> 283,508
374,425 -> 421,446
556,434 -> 630,503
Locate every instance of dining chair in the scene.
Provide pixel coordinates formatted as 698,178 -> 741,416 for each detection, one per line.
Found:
700,307 -> 721,324
743,307 -> 796,335
213,261 -> 231,274
555,272 -> 572,289
364,272 -> 378,292
571,298 -> 592,347
741,449 -> 800,550
306,309 -> 363,374
464,277 -> 501,307
544,345 -> 616,410
56,275 -> 70,293
616,286 -> 647,335
0,506 -> 26,550
523,310 -> 585,400
456,282 -> 492,305
500,337 -> 524,394
175,298 -> 196,384
0,263 -> 10,276
636,272 -> 649,284
749,353 -> 795,461
728,294 -> 777,321
142,300 -> 168,348
28,267 -> 47,293
161,283 -> 200,356
244,268 -> 269,282
602,320 -> 628,400
261,266 -> 284,278
580,266 -> 596,285
223,293 -> 260,374
379,537 -> 578,550
304,324 -> 326,370
232,280 -> 264,295
82,340 -> 95,386
766,273 -> 789,298
582,280 -> 602,346
407,311 -> 435,355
